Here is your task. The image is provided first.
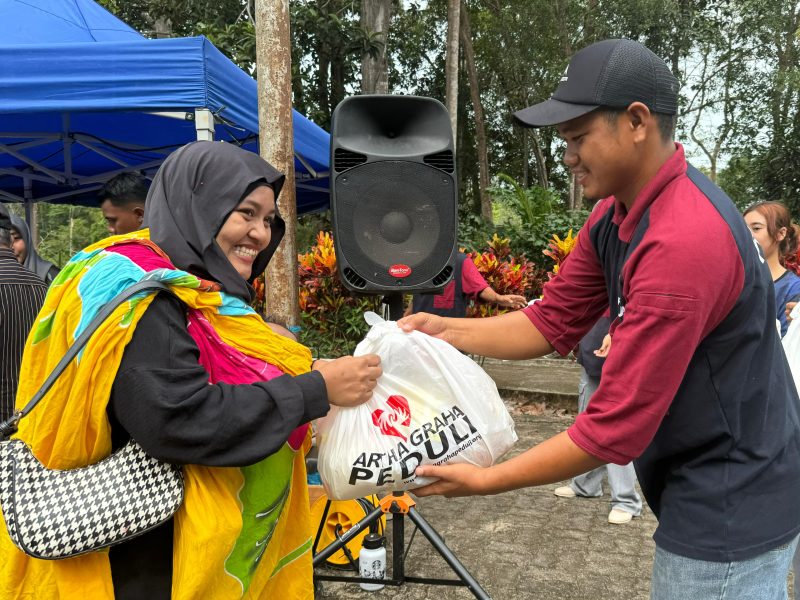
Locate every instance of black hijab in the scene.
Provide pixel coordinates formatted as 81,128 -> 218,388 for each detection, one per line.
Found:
144,141 -> 286,301
9,214 -> 58,281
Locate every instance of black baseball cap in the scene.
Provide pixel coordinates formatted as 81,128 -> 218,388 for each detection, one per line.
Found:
514,39 -> 679,128
0,203 -> 11,231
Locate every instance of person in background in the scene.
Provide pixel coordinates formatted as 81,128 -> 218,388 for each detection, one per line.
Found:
753,202 -> 800,600
743,200 -> 800,337
0,204 -> 47,422
8,215 -> 59,286
405,252 -> 527,318
553,316 -> 642,524
98,171 -> 148,235
0,142 -> 381,599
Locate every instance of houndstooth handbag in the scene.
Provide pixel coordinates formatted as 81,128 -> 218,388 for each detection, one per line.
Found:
0,280 -> 184,560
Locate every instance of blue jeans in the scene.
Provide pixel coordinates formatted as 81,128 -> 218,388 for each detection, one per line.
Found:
571,368 -> 642,515
651,536 -> 799,600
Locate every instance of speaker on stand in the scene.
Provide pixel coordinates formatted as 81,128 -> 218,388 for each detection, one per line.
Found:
313,95 -> 491,599
330,94 -> 459,318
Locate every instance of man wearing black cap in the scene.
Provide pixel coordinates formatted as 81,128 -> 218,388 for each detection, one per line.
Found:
0,203 -> 47,422
400,39 -> 800,598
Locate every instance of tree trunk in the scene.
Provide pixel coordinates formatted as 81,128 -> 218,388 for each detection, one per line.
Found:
255,0 -> 299,326
521,128 -> 529,188
531,130 -> 549,189
360,0 -> 391,94
315,0 -> 331,126
153,16 -> 171,39
583,0 -> 598,43
330,54 -> 347,112
568,173 -> 582,209
460,6 -> 491,224
444,0 -> 460,145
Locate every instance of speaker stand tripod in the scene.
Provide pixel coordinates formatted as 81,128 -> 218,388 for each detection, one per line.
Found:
312,491 -> 490,599
381,293 -> 405,322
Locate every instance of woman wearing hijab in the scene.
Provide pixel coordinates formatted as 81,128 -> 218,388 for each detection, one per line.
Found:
9,215 -> 60,285
0,141 -> 381,599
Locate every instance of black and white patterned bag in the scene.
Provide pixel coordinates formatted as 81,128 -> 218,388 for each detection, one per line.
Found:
0,280 -> 184,560
0,439 -> 183,559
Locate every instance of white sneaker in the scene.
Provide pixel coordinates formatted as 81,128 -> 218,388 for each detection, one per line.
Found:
608,508 -> 633,524
553,486 -> 577,498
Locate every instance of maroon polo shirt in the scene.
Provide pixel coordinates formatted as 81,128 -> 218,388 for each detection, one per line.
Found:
524,144 -> 744,464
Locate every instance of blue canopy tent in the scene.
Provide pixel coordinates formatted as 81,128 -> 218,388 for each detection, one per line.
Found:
0,0 -> 330,215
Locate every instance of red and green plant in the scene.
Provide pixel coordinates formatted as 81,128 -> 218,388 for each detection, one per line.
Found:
466,234 -> 546,317
543,229 -> 577,279
251,273 -> 267,315
297,231 -> 382,357
257,229 -> 568,351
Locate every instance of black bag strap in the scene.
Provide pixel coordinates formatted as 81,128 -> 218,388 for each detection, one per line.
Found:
0,279 -> 173,440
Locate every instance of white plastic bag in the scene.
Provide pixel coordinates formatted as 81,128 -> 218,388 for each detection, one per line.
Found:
783,305 -> 800,387
316,312 -> 517,500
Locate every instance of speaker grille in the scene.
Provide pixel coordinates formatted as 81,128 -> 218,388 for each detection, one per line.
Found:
334,148 -> 367,171
423,150 -> 454,173
431,265 -> 453,287
342,267 -> 367,289
333,160 -> 456,289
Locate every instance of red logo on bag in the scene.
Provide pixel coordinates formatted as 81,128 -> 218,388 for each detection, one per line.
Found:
371,395 -> 411,439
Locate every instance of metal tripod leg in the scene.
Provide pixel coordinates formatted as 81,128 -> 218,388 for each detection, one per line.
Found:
405,506 -> 490,599
312,503 -> 384,567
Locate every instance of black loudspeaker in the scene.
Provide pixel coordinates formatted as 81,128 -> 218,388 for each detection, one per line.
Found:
330,95 -> 458,293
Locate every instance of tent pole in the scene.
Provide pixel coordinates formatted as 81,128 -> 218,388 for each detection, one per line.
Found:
23,176 -> 38,248
195,109 -> 214,141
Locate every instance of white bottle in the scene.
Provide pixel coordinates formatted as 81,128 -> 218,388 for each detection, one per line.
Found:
359,533 -> 386,591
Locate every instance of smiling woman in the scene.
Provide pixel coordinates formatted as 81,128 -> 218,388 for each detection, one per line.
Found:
2,141 -> 383,599
215,185 -> 277,280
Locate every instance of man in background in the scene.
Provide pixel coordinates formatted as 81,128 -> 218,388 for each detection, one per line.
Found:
0,203 -> 46,421
98,172 -> 148,235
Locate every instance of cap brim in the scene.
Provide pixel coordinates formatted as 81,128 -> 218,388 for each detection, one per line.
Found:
513,99 -> 600,128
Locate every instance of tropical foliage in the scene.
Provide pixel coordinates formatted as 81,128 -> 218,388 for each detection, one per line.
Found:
296,231 -> 382,357
543,229 -> 578,279
14,0 -> 799,312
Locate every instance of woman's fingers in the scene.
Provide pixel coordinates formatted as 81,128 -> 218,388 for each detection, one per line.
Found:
318,354 -> 383,407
